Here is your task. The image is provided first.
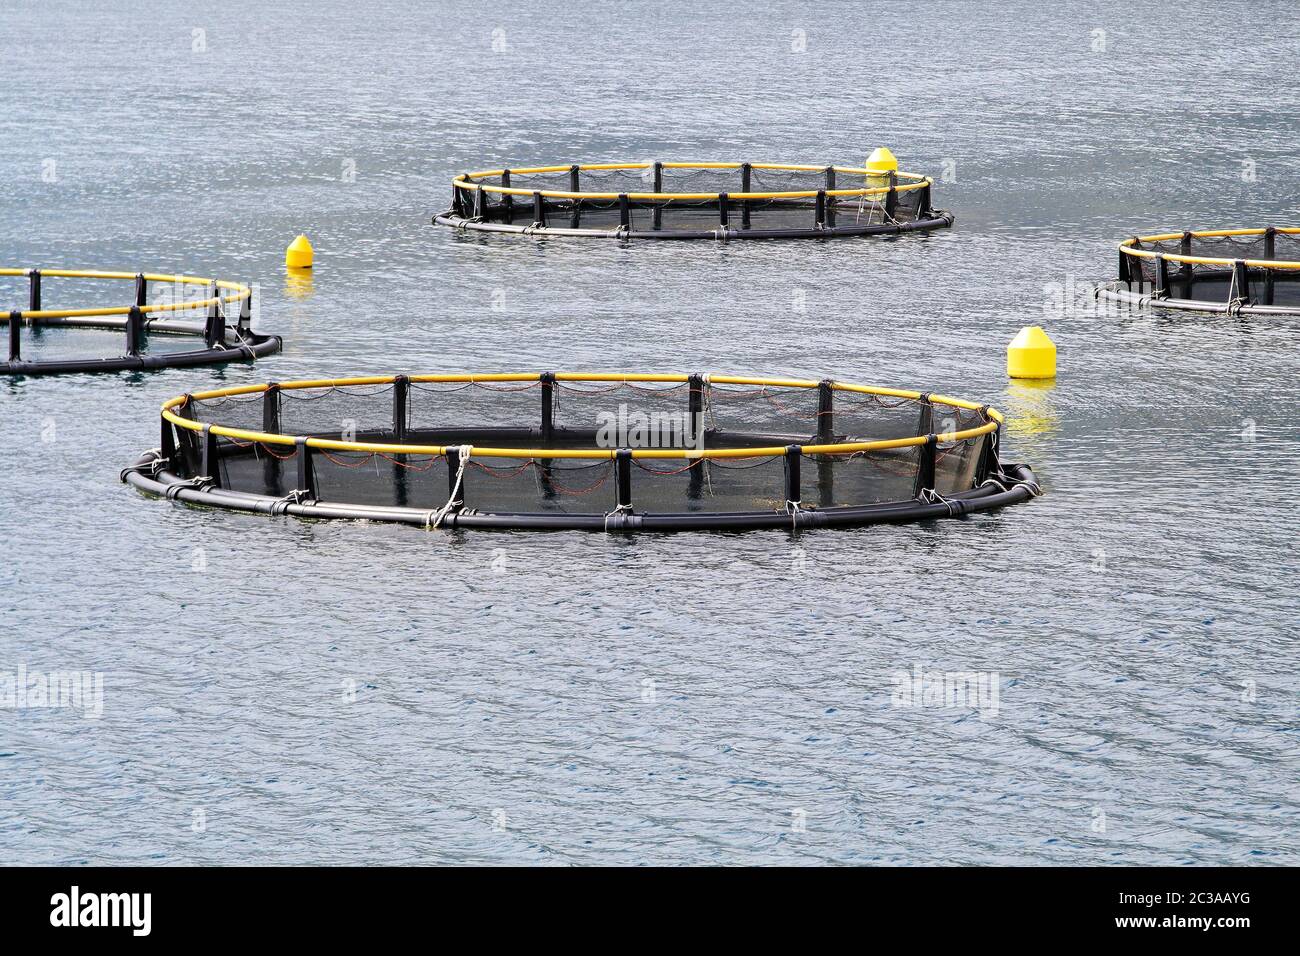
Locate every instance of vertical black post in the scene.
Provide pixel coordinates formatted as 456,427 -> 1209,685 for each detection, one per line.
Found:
1154,255 -> 1170,298
1118,247 -> 1131,285
975,415 -> 1000,485
532,190 -> 547,228
816,380 -> 833,443
915,393 -> 934,438
618,193 -> 631,231
1263,227 -> 1276,305
914,434 -> 937,498
159,412 -> 177,467
392,375 -> 409,440
501,169 -> 513,223
783,445 -> 802,507
567,165 -> 581,228
652,162 -> 664,231
917,180 -> 932,216
1178,231 -> 1194,299
687,375 -> 704,499
7,311 -> 19,362
445,446 -> 465,512
201,425 -> 222,488
262,384 -> 282,492
204,281 -> 223,347
262,383 -> 281,433
740,163 -> 752,229
540,372 -> 555,443
27,269 -> 41,313
824,167 -> 836,228
814,190 -> 826,227
134,273 -> 147,308
237,285 -> 252,333
295,437 -> 317,500
125,305 -> 145,357
472,185 -> 488,219
884,171 -> 898,219
1232,260 -> 1251,306
615,449 -> 633,511
718,192 -> 729,228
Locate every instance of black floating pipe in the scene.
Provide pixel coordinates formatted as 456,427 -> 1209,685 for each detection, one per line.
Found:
125,305 -> 145,357
295,437 -> 317,500
783,445 -> 802,507
392,375 -> 409,440
615,449 -> 633,511
540,372 -> 555,443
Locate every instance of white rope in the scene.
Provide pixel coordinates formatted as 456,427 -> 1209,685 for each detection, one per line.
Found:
427,445 -> 472,529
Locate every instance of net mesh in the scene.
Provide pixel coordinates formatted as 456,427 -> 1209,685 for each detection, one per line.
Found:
176,379 -> 997,519
1126,231 -> 1300,307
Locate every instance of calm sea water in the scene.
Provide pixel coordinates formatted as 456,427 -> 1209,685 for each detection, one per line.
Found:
1,0 -> 1296,865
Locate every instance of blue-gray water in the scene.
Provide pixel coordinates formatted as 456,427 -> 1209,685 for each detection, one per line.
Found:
1,0 -> 1297,865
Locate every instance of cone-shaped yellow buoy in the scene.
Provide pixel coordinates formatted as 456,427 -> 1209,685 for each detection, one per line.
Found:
865,146 -> 898,174
285,234 -> 314,269
1007,326 -> 1057,379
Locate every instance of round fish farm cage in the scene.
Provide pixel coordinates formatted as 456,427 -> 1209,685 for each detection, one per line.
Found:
433,161 -> 953,240
1097,228 -> 1300,315
122,373 -> 1040,532
1,267 -> 281,375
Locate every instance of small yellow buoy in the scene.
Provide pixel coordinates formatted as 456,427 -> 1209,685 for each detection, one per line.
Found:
1007,326 -> 1057,379
865,146 -> 898,194
285,234 -> 314,269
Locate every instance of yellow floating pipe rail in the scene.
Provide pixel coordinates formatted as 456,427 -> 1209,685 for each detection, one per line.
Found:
1,266 -> 250,322
158,373 -> 1002,461
1118,229 -> 1300,271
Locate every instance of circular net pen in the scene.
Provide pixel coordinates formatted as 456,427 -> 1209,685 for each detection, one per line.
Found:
433,162 -> 953,240
1098,228 -> 1300,315
1,267 -> 281,376
122,374 -> 1040,532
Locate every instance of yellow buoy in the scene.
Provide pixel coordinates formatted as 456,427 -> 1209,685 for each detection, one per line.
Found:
285,234 -> 314,269
864,146 -> 899,197
1007,326 -> 1057,379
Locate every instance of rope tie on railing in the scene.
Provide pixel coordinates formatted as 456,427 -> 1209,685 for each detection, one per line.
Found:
427,445 -> 472,529
918,487 -> 960,516
603,502 -> 633,531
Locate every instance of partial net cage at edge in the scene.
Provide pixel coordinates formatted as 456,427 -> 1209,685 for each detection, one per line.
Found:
122,373 -> 1041,533
433,159 -> 953,240
1096,227 -> 1300,316
1,267 -> 281,376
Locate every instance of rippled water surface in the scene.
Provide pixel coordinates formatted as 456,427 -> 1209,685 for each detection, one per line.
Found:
1,0 -> 1297,865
